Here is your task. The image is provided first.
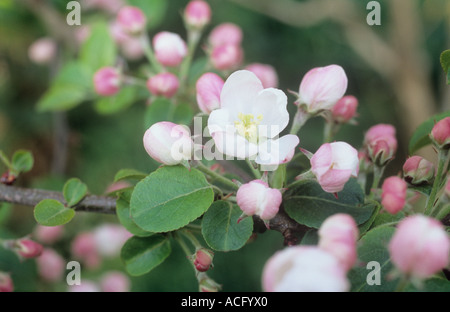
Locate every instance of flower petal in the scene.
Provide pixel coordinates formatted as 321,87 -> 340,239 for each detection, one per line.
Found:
211,130 -> 259,159
256,134 -> 300,166
254,88 -> 289,138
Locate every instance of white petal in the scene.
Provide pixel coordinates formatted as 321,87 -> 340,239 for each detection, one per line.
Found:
256,134 -> 300,166
207,108 -> 232,135
212,130 -> 259,159
253,88 -> 289,139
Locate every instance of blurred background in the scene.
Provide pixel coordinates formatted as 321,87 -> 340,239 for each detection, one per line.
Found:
0,0 -> 449,291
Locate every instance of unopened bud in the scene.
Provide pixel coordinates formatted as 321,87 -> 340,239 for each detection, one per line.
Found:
331,95 -> 358,123
208,23 -> 243,48
198,275 -> 221,292
381,176 -> 407,215
28,37 -> 57,65
184,0 -> 211,30
402,156 -> 435,185
10,238 -> 43,259
0,272 -> 13,292
116,6 -> 146,36
193,248 -> 214,272
93,67 -> 121,96
196,72 -> 224,114
430,117 -> 450,149
153,32 -> 187,67
146,72 -> 180,98
245,63 -> 278,89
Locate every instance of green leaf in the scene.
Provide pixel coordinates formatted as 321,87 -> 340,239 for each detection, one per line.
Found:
63,178 -> 88,207
201,201 -> 253,251
130,166 -> 214,233
283,178 -> 375,229
114,168 -> 147,183
408,111 -> 450,154
172,103 -> 194,126
440,50 -> 450,84
0,203 -> 12,225
116,190 -> 153,237
127,0 -> 168,29
121,234 -> 171,276
11,149 -> 34,174
144,99 -> 194,129
34,199 -> 75,226
270,164 -> 286,189
79,22 -> 116,71
348,226 -> 397,292
94,86 -> 140,115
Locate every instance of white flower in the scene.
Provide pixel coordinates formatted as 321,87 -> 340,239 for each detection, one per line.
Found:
207,70 -> 299,166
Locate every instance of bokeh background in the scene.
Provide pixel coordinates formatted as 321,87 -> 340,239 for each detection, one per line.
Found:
0,0 -> 449,291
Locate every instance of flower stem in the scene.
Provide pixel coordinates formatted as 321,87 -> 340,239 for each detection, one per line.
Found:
193,161 -> 239,191
394,275 -> 410,292
426,149 -> 449,216
180,229 -> 203,249
368,165 -> 385,200
179,30 -> 201,92
246,159 -> 262,179
290,107 -> 310,135
140,35 -> 163,73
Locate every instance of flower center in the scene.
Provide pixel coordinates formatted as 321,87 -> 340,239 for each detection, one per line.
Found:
234,113 -> 263,144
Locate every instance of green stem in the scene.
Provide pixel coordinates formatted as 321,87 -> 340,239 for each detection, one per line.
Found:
394,275 -> 410,292
0,151 -> 12,169
140,35 -> 163,73
290,107 -> 310,135
181,229 -> 202,249
246,159 -> 262,179
194,161 -> 239,191
368,165 -> 385,200
179,30 -> 201,93
174,233 -> 194,260
426,149 -> 449,216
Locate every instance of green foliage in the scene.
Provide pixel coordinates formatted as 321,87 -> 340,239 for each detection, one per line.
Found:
440,49 -> 450,84
144,98 -> 194,129
79,22 -> 116,72
11,149 -> 34,175
130,165 -> 214,233
94,86 -> 143,115
62,178 -> 88,207
33,199 -> 75,226
283,179 -> 376,228
201,200 -> 253,251
114,168 -> 147,183
116,189 -> 154,237
127,0 -> 169,30
121,234 -> 171,276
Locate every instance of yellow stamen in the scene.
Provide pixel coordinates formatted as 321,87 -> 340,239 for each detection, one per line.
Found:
234,113 -> 263,144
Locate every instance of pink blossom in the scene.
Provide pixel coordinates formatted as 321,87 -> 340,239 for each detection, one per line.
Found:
184,0 -> 211,29
388,215 -> 450,279
245,63 -> 279,88
146,72 -> 179,98
193,248 -> 214,272
116,6 -> 146,35
297,65 -> 348,113
143,121 -> 194,166
331,95 -> 358,123
153,32 -> 187,67
36,248 -> 65,282
71,232 -> 101,269
236,179 -> 282,221
402,156 -> 435,185
28,37 -> 57,65
210,43 -> 243,71
33,225 -> 64,245
93,224 -> 132,258
430,117 -> 450,149
196,72 -> 224,114
13,238 -> 43,259
208,23 -> 243,48
310,142 -> 359,193
0,272 -> 13,292
364,124 -> 397,166
381,176 -> 407,215
318,214 -> 358,271
262,246 -> 350,292
93,67 -> 121,96
100,271 -> 131,292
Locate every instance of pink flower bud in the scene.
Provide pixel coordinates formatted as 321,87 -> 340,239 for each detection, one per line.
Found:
193,248 -> 214,272
245,63 -> 278,88
33,225 -> 64,245
0,272 -> 13,292
210,44 -> 243,71
184,0 -> 211,29
381,176 -> 407,215
331,95 -> 358,123
28,37 -> 57,65
198,276 -> 221,292
262,246 -> 350,292
208,23 -> 243,47
116,6 -> 146,35
388,214 -> 450,279
93,224 -> 132,257
318,214 -> 358,271
100,271 -> 131,292
196,72 -> 224,114
36,248 -> 65,282
403,156 -> 435,185
143,121 -> 194,165
236,179 -> 282,221
297,65 -> 348,113
310,142 -> 359,194
93,67 -> 121,96
71,232 -> 101,269
430,117 -> 450,149
14,238 -> 43,259
146,72 -> 179,98
364,124 -> 397,166
153,31 -> 187,67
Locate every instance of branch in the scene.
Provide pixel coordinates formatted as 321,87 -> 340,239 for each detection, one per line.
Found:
0,184 -> 116,215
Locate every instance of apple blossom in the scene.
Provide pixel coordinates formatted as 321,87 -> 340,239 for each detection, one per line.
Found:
33,225 -> 64,245
208,23 -> 243,48
210,44 -> 243,71
100,271 -> 131,292
193,248 -> 214,272
402,156 -> 435,185
116,6 -> 146,35
310,142 -> 359,194
153,32 -> 188,67
430,117 -> 450,149
10,238 -> 43,259
93,224 -> 132,257
93,67 -> 121,96
388,214 -> 450,279
245,63 -> 279,89
36,248 -> 65,282
236,179 -> 282,224
364,124 -> 397,166
207,70 -> 299,166
28,37 -> 57,65
318,214 -> 359,271
71,232 -> 101,269
196,72 -> 224,114
146,72 -> 180,98
262,246 -> 350,292
297,65 -> 348,113
331,95 -> 358,123
381,176 -> 407,215
184,0 -> 211,30
143,121 -> 194,166
0,272 -> 13,292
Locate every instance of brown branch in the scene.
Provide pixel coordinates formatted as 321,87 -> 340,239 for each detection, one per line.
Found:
0,184 -> 116,215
